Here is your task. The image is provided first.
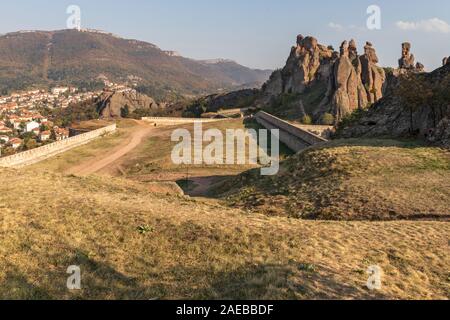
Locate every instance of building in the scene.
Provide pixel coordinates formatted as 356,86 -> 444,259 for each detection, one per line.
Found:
54,127 -> 69,141
0,126 -> 12,134
39,131 -> 51,142
24,121 -> 40,133
51,87 -> 70,95
9,138 -> 22,149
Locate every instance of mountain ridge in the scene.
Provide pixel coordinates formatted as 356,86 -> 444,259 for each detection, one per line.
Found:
0,29 -> 272,99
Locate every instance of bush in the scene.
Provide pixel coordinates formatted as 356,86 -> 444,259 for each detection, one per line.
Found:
321,113 -> 335,125
301,115 -> 312,125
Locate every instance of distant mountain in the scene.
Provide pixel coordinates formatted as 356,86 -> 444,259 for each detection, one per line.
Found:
0,29 -> 271,99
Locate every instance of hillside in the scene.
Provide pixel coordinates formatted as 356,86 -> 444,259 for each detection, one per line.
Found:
0,167 -> 448,299
0,30 -> 271,98
215,139 -> 450,221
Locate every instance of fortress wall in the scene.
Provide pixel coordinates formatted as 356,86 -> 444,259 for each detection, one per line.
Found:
0,124 -> 117,168
142,117 -> 228,126
255,112 -> 327,152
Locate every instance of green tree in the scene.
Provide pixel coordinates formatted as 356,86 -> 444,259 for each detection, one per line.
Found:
396,74 -> 433,134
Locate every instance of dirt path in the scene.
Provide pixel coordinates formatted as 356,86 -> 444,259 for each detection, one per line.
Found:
67,122 -> 153,176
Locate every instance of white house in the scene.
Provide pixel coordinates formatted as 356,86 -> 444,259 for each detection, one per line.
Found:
51,87 -> 69,95
24,121 -> 40,133
39,131 -> 51,142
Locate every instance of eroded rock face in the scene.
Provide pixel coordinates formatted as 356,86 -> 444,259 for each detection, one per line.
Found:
99,90 -> 158,118
330,41 -> 368,121
398,42 -> 425,72
282,35 -> 326,94
258,35 -> 386,123
443,57 -> 449,66
338,63 -> 450,149
360,42 -> 386,104
399,42 -> 415,69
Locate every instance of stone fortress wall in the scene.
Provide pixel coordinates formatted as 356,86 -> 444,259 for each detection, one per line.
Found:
141,117 -> 228,126
0,124 -> 117,168
255,111 -> 328,152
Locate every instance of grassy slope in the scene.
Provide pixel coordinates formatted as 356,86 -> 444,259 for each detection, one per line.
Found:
0,168 -> 448,300
218,139 -> 450,221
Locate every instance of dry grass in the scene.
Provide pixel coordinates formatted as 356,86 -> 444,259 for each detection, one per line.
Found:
2,121 -> 449,300
0,168 -> 448,300
219,139 -> 450,221
28,119 -> 140,174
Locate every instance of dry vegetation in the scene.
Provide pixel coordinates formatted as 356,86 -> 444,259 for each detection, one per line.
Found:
219,139 -> 450,221
2,119 -> 449,300
0,168 -> 449,299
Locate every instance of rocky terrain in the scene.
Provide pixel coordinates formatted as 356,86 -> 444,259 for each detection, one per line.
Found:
98,90 -> 160,118
257,35 -> 387,124
182,88 -> 259,117
338,62 -> 450,149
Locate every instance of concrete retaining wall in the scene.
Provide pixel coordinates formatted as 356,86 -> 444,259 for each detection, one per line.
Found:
142,117 -> 228,126
255,111 -> 327,152
0,124 -> 117,168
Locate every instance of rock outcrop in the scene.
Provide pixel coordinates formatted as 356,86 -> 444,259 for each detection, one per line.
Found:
443,57 -> 449,66
399,42 -> 415,69
98,90 -> 159,118
338,63 -> 450,149
398,42 -> 424,72
360,41 -> 386,104
257,35 -> 386,123
281,35 -> 333,94
329,41 -> 368,121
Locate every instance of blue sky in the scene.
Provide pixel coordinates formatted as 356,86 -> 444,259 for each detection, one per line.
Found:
1,0 -> 449,70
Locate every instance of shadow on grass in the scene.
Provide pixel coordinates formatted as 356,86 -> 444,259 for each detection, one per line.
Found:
1,259 -> 389,300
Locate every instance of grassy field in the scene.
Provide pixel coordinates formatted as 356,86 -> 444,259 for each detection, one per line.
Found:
1,119 -> 449,300
0,168 -> 448,299
28,119 -> 139,174
218,139 -> 450,221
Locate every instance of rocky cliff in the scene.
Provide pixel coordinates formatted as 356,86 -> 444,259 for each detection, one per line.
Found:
258,35 -> 386,124
337,63 -> 450,149
98,90 -> 159,118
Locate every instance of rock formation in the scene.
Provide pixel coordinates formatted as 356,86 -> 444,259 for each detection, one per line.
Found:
98,90 -> 159,118
359,42 -> 386,104
443,57 -> 449,66
398,42 -> 424,72
399,42 -> 415,69
338,63 -> 450,149
330,41 -> 368,121
258,35 -> 387,123
281,35 -> 333,94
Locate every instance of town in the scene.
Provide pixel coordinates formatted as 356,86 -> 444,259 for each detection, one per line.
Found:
0,80 -> 134,156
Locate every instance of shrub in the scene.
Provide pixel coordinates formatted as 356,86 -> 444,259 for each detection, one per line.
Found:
321,113 -> 335,125
301,115 -> 312,125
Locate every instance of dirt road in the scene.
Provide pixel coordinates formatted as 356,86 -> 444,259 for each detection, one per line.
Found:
67,122 -> 153,176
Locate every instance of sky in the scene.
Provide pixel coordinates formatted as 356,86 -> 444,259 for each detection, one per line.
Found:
0,0 -> 449,71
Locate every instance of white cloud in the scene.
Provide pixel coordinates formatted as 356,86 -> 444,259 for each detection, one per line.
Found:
396,18 -> 450,34
327,22 -> 365,32
328,22 -> 344,31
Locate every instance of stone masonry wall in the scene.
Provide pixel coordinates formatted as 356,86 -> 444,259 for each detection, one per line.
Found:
255,112 -> 327,152
0,124 -> 117,168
